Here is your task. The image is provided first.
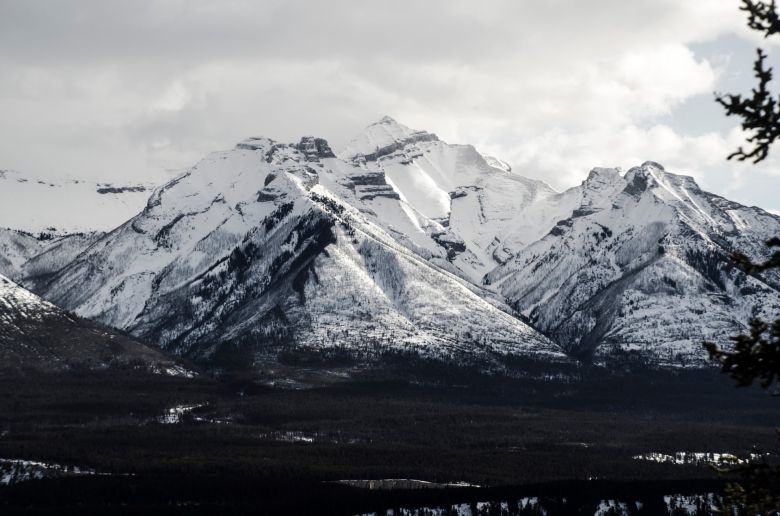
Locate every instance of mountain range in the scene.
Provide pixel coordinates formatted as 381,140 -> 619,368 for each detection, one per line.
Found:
2,117 -> 779,374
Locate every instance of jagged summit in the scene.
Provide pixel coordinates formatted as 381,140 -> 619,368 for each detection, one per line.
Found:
340,117 -> 439,161
581,168 -> 624,200
640,160 -> 665,171
621,161 -> 703,188
375,115 -> 399,125
295,136 -> 336,161
487,159 -> 780,366
579,162 -> 704,204
624,160 -> 702,194
236,136 -> 336,162
585,167 -> 622,182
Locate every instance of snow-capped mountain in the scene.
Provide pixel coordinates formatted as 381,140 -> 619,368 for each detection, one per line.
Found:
7,117 -> 780,371
338,117 -> 563,282
32,134 -> 567,371
0,228 -> 101,284
486,162 -> 780,366
0,169 -> 155,235
0,170 -> 158,282
0,274 -> 178,373
338,120 -> 780,367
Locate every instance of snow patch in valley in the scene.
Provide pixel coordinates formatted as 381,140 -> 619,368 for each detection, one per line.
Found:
359,493 -> 720,516
0,458 -> 98,485
150,364 -> 198,378
258,430 -> 368,445
157,404 -> 206,424
633,451 -> 766,467
333,479 -> 481,490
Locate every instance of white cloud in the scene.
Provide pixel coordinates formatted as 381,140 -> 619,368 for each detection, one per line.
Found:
476,123 -> 780,213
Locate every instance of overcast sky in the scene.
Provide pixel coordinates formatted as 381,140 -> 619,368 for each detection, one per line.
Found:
2,0 -> 780,212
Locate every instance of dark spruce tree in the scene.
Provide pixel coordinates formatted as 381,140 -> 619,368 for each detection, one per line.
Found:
716,1 -> 780,163
705,1 -> 780,513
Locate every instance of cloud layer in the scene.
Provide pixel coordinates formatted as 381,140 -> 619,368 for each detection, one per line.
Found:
1,0 -> 779,211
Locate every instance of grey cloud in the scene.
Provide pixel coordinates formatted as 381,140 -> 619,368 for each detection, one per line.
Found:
0,0 -> 745,65
0,0 -> 778,212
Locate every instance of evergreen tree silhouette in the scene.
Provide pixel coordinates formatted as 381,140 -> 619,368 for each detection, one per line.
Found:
705,2 -> 780,513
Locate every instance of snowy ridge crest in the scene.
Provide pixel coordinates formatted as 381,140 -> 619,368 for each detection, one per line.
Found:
341,116 -> 439,163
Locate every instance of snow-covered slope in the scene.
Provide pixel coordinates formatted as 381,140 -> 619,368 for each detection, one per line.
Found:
0,229 -> 49,281
37,136 -> 567,371
486,162 -> 780,367
338,117 -> 562,281
0,228 -> 101,283
0,169 -> 155,234
339,122 -> 780,367
0,169 -> 158,285
0,274 -> 178,373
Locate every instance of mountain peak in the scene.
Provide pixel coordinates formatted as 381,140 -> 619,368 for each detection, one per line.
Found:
624,161 -> 669,181
640,160 -> 665,171
341,118 -> 438,161
585,167 -> 622,183
374,115 -> 398,125
295,136 -> 336,161
622,161 -> 706,202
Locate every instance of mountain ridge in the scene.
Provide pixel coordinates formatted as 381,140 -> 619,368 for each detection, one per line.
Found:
0,273 -> 186,374
23,133 -> 568,375
3,117 -> 779,373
